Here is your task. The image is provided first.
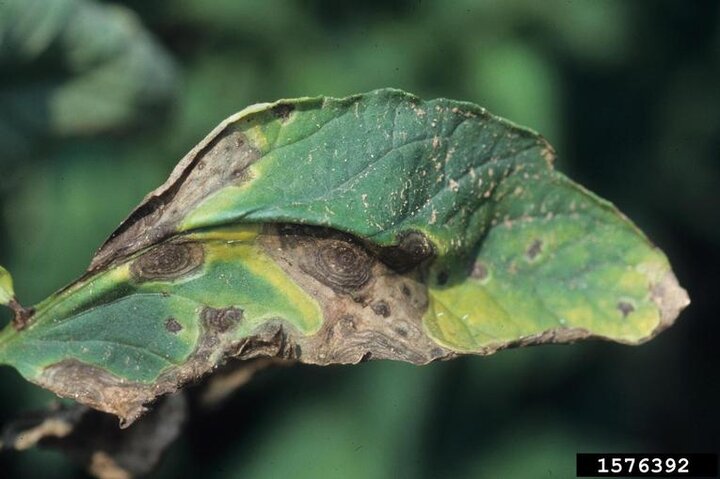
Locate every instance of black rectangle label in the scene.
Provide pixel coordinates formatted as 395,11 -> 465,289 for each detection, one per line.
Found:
577,453 -> 718,477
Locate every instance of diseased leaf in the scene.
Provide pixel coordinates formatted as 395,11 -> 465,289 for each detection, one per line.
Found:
0,89 -> 689,425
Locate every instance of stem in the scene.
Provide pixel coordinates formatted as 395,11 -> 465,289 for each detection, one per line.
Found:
7,298 -> 34,331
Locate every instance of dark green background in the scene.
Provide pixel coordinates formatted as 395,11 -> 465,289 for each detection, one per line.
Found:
0,1 -> 718,477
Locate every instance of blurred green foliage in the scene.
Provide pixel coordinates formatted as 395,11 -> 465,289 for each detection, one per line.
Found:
0,1 -> 717,478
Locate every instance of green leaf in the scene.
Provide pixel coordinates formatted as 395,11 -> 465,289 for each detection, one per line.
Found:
0,89 -> 689,425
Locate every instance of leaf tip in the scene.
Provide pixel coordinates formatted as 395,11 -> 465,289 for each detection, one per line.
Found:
650,270 -> 690,336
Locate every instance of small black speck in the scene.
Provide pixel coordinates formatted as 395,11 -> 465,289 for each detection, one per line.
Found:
526,239 -> 543,260
165,317 -> 183,333
437,271 -> 449,285
371,301 -> 391,318
617,301 -> 635,318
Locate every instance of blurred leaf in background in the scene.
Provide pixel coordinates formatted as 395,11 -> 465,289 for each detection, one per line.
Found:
0,0 -> 178,163
0,1 -> 718,478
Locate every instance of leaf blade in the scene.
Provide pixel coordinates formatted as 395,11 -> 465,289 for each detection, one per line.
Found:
0,89 -> 689,424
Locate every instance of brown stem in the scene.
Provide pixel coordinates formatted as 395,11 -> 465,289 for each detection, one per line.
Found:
8,298 -> 34,331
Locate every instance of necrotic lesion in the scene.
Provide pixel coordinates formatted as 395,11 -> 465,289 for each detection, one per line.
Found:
131,242 -> 205,282
308,240 -> 372,292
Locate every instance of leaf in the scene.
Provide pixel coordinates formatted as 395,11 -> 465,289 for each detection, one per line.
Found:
0,0 -> 178,163
0,89 -> 689,425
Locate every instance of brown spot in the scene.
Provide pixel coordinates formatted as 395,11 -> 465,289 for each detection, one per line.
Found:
271,103 -> 294,121
371,301 -> 391,318
131,242 -> 204,282
165,318 -> 183,334
617,301 -> 635,318
394,326 -> 408,338
401,284 -> 412,297
305,239 -> 373,293
471,261 -> 488,280
526,239 -> 543,260
201,307 -> 243,332
378,231 -> 435,272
